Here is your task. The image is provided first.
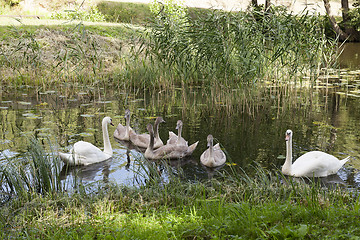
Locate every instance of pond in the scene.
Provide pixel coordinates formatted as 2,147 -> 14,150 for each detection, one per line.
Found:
2,51 -> 360,191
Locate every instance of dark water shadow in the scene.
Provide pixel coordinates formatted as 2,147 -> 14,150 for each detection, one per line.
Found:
200,163 -> 226,179
114,138 -> 146,153
280,173 -> 347,189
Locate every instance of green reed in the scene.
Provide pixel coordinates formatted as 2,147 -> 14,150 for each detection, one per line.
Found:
0,137 -> 63,202
139,6 -> 338,87
0,6 -> 340,91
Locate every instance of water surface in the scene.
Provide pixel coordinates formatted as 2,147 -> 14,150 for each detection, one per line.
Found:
1,74 -> 360,190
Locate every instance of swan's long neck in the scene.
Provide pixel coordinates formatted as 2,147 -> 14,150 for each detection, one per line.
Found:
177,125 -> 182,141
282,137 -> 292,175
102,120 -> 112,156
125,114 -> 130,136
148,129 -> 154,152
209,138 -> 214,158
154,119 -> 160,139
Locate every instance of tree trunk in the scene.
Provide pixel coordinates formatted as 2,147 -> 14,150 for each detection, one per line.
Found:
341,0 -> 349,21
265,0 -> 271,11
324,0 -> 360,41
323,0 -> 348,41
341,0 -> 360,41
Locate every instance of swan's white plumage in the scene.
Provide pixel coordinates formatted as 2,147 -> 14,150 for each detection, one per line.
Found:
282,129 -> 349,177
200,135 -> 226,168
59,116 -> 114,166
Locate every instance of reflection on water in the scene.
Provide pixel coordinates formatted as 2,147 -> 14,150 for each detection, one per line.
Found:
1,77 -> 360,190
339,42 -> 360,70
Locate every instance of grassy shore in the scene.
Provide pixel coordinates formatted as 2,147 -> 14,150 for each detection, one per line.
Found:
1,163 -> 360,239
0,140 -> 359,239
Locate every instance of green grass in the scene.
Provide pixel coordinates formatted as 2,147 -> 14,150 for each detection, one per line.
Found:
1,140 -> 359,239
0,2 -> 357,239
1,166 -> 360,239
97,1 -> 153,24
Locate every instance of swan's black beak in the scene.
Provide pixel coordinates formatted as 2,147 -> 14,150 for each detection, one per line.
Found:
110,122 -> 114,126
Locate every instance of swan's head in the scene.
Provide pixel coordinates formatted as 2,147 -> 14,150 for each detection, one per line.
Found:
285,129 -> 293,141
147,123 -> 154,134
124,109 -> 130,119
155,117 -> 165,125
176,120 -> 183,130
103,116 -> 114,126
207,134 -> 214,147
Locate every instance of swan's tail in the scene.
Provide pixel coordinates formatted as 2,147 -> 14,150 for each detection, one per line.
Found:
341,156 -> 351,165
187,141 -> 199,155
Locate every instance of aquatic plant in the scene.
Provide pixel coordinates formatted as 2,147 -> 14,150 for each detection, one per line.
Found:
0,137 -> 63,202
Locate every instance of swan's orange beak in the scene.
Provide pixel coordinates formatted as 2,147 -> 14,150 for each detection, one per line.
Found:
285,134 -> 290,141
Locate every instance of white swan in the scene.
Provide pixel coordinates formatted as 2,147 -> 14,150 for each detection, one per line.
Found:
59,116 -> 114,166
167,120 -> 188,146
200,134 -> 226,167
114,109 -> 132,141
282,129 -> 350,177
145,123 -> 197,160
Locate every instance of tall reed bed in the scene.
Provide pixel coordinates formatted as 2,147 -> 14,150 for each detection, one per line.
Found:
0,6 -> 339,90
137,5 -> 338,87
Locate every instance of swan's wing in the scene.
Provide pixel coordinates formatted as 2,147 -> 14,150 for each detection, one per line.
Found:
167,133 -> 188,147
150,144 -> 188,159
200,148 -> 210,163
59,152 -> 74,165
167,131 -> 178,145
177,137 -> 188,146
129,132 -> 150,148
213,143 -> 221,151
113,123 -> 127,140
166,145 -> 189,159
153,137 -> 164,149
213,149 -> 226,166
72,141 -> 109,165
292,151 -> 345,177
